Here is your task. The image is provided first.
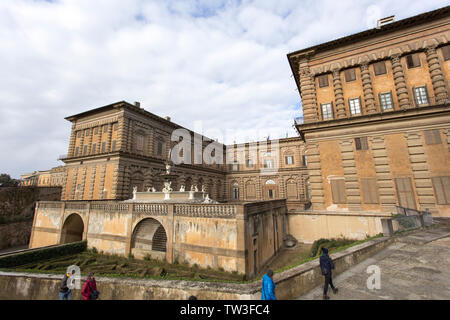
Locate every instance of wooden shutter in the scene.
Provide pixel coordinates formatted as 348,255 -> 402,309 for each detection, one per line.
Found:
425,129 -> 441,145
442,45 -> 450,61
407,53 -> 421,68
345,69 -> 356,82
331,179 -> 346,204
355,138 -> 362,150
373,61 -> 387,75
360,137 -> 368,150
431,177 -> 450,205
395,177 -> 417,209
361,178 -> 379,204
318,74 -> 329,88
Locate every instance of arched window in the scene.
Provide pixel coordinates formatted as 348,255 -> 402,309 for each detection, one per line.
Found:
232,181 -> 239,200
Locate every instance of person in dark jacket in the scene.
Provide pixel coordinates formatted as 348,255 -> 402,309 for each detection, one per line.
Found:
319,247 -> 338,299
261,269 -> 276,300
81,272 -> 99,300
59,269 -> 76,300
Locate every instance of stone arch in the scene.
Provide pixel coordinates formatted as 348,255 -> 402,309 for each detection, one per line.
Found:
263,179 -> 278,199
230,180 -> 240,200
61,213 -> 84,244
131,218 -> 167,260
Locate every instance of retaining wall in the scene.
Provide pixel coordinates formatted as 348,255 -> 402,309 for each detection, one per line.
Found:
0,236 -> 393,300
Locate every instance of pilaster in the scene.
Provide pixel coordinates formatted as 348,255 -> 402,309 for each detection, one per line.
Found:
340,139 -> 362,211
425,45 -> 449,104
332,68 -> 346,119
390,54 -> 411,109
360,62 -> 376,114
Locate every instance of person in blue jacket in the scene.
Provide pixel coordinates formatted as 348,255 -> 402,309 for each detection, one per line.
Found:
261,269 -> 276,300
319,247 -> 338,299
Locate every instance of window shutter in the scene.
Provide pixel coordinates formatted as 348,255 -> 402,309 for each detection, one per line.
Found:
390,91 -> 394,109
331,102 -> 335,119
413,53 -> 421,67
318,75 -> 329,88
433,129 -> 441,144
345,69 -> 356,82
359,96 -> 363,114
442,45 -> 450,61
432,177 -> 450,205
331,179 -> 346,204
424,85 -> 430,104
355,138 -> 361,150
374,61 -> 386,75
361,137 -> 368,150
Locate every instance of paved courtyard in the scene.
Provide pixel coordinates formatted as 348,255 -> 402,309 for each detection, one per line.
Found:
298,227 -> 450,300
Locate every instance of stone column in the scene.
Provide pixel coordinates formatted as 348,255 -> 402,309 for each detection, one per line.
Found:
68,124 -> 77,157
305,142 -> 325,210
298,63 -> 319,123
340,139 -> 362,211
371,136 -> 397,212
405,132 -> 437,214
360,62 -> 377,114
332,68 -> 346,119
425,45 -> 449,104
390,53 -> 411,109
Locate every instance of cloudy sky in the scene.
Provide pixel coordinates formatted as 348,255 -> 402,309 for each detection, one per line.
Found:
0,0 -> 448,178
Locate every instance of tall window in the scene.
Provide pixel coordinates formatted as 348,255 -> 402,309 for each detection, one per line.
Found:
103,125 -> 108,133
373,61 -> 387,76
232,162 -> 239,171
264,159 -> 274,169
285,156 -> 294,165
379,92 -> 394,111
77,131 -> 82,138
246,159 -> 253,167
232,182 -> 239,200
75,147 -> 79,156
83,145 -> 88,155
302,155 -> 308,166
112,140 -> 116,151
330,179 -> 346,204
101,142 -> 106,153
361,178 -> 379,204
113,123 -> 118,131
413,86 -> 429,106
321,103 -> 334,120
344,68 -> 356,82
349,97 -> 362,115
317,74 -> 329,88
85,129 -> 90,137
395,177 -> 416,209
94,127 -> 98,135
92,143 -> 96,154
136,134 -> 144,151
406,53 -> 421,68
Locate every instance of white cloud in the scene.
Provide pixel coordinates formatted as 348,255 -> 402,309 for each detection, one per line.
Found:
0,0 -> 448,178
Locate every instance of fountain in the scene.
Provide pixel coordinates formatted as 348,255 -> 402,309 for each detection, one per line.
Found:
127,160 -> 218,203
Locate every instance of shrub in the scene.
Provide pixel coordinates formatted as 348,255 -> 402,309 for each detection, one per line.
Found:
309,238 -> 355,257
0,241 -> 87,268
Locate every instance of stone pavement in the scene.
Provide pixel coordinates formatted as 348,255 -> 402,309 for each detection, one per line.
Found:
298,227 -> 450,300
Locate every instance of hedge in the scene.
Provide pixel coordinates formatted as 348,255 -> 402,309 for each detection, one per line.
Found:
0,240 -> 87,268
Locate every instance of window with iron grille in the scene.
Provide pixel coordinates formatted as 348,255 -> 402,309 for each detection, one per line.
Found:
379,92 -> 394,111
317,74 -> 329,88
413,86 -> 429,105
355,137 -> 368,150
406,53 -> 421,68
349,97 -> 362,115
373,61 -> 387,76
321,103 -> 334,120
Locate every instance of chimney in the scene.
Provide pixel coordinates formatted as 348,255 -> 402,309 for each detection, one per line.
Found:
134,101 -> 141,108
377,16 -> 395,29
165,116 -> 171,122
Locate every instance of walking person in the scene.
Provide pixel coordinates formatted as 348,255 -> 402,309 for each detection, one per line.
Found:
261,269 -> 276,300
81,272 -> 99,300
320,247 -> 338,300
59,269 -> 76,300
